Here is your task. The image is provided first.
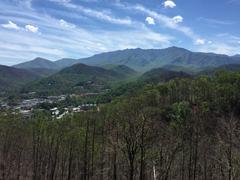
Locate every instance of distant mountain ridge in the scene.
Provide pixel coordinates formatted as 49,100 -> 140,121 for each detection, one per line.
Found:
55,58 -> 77,69
77,47 -> 240,71
13,57 -> 59,70
12,47 -> 240,72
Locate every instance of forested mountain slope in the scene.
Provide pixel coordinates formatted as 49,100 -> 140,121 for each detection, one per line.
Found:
23,63 -> 136,95
0,65 -> 38,91
1,71 -> 240,179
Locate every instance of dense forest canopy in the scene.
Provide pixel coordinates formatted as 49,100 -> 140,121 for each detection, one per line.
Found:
1,71 -> 240,180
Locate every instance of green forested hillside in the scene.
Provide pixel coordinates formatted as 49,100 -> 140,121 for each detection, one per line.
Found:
102,64 -> 137,75
140,67 -> 192,83
23,63 -> 136,95
0,65 -> 39,91
24,68 -> 58,77
1,71 -> 240,179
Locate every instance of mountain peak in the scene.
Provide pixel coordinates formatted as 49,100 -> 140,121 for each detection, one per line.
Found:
165,46 -> 190,52
32,57 -> 51,62
13,57 -> 58,70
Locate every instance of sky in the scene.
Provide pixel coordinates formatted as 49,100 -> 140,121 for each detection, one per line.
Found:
0,0 -> 240,65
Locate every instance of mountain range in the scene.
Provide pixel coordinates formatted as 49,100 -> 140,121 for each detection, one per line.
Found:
1,46 -> 240,94
12,47 -> 240,72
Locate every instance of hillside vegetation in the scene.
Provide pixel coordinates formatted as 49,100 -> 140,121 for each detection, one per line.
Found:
23,63 -> 137,95
1,71 -> 240,179
0,65 -> 38,91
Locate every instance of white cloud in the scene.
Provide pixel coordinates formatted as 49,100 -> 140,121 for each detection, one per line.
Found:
59,19 -> 75,29
172,16 -> 183,24
1,21 -> 20,30
25,25 -> 39,33
163,0 -> 176,8
208,41 -> 213,44
237,41 -> 240,44
195,38 -> 205,45
145,17 -> 155,25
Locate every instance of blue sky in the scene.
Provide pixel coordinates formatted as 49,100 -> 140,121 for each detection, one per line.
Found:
0,0 -> 240,65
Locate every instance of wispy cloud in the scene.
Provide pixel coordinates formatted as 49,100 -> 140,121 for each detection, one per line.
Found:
1,0 -> 238,65
59,19 -> 76,29
197,33 -> 240,55
0,1 -> 174,65
198,42 -> 240,55
116,3 -> 202,42
198,17 -> 235,25
50,0 -> 133,25
1,21 -> 20,30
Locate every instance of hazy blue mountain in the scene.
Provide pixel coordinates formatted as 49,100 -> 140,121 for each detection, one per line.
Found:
54,58 -> 78,69
12,47 -> 240,73
76,47 -> 240,71
0,65 -> 39,91
13,57 -> 59,70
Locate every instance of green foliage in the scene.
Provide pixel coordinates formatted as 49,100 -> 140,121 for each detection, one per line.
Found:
23,63 -> 138,95
169,101 -> 191,130
1,71 -> 240,179
140,67 -> 192,83
0,65 -> 39,92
